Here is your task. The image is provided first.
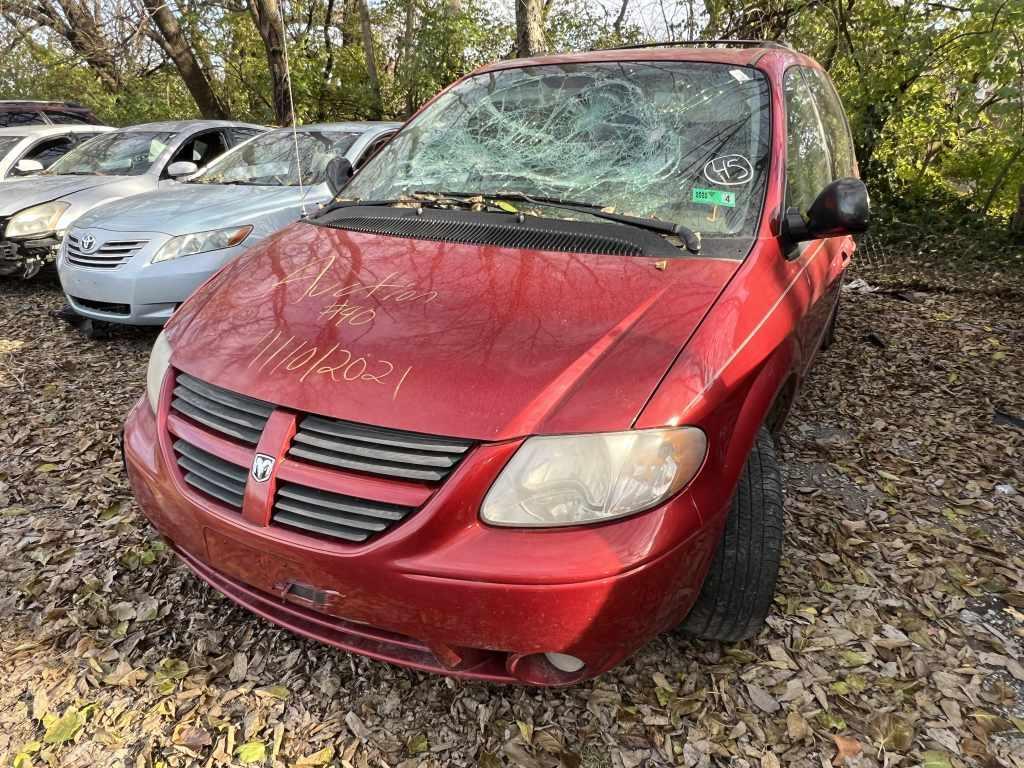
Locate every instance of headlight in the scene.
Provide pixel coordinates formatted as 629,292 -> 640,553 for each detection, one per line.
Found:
481,427 -> 707,527
151,225 -> 253,264
5,201 -> 70,238
146,331 -> 173,412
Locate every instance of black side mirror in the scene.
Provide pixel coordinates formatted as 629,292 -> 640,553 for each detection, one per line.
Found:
325,157 -> 354,195
782,177 -> 870,250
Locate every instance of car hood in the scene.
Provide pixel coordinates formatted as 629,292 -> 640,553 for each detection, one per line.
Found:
74,183 -> 327,236
0,175 -> 124,216
168,222 -> 742,440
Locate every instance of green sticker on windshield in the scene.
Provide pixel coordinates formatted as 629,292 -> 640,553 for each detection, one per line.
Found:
692,188 -> 736,208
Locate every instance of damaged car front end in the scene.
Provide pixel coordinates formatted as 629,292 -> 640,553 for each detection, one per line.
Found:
0,202 -> 67,277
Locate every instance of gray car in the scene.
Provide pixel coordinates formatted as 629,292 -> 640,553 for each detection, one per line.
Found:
57,122 -> 400,326
0,120 -> 265,278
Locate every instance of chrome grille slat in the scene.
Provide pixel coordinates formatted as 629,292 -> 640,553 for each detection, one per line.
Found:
273,512 -> 372,542
277,484 -> 407,520
288,444 -> 448,482
291,431 -> 459,468
170,373 -> 272,445
172,399 -> 263,444
289,415 -> 473,483
177,374 -> 275,418
173,386 -> 270,431
271,481 -> 415,543
300,414 -> 472,454
64,231 -> 148,269
172,439 -> 247,510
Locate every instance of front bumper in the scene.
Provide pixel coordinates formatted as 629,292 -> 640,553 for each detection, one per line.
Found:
123,388 -> 726,685
57,231 -> 247,325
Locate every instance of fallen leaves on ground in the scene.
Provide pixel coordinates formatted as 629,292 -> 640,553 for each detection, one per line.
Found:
1,247 -> 1022,767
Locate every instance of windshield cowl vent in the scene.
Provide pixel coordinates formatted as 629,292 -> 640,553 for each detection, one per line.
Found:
316,209 -> 649,257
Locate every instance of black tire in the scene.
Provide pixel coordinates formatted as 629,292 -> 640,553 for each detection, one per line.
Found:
681,428 -> 784,642
821,294 -> 840,350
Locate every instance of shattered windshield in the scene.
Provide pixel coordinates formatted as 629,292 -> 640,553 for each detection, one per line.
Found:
44,130 -> 175,177
196,129 -> 359,186
343,62 -> 771,236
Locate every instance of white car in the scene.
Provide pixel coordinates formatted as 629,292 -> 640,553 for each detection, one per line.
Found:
0,125 -> 114,181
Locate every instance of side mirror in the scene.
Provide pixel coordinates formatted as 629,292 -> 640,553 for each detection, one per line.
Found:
166,160 -> 199,179
14,158 -> 44,175
782,177 -> 870,250
325,157 -> 354,195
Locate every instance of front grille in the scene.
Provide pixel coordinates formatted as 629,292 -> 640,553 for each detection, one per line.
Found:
70,295 -> 130,315
288,414 -> 473,483
65,232 -> 148,268
171,373 -> 274,444
272,482 -> 414,542
173,439 -> 247,510
322,214 -> 644,257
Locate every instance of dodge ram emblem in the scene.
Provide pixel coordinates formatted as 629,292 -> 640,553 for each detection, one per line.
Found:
251,453 -> 275,482
79,233 -> 98,253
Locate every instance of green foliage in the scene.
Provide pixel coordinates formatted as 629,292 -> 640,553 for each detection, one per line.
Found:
0,0 -> 1021,232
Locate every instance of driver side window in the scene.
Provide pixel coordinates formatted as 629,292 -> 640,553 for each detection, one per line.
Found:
169,130 -> 229,172
783,68 -> 832,216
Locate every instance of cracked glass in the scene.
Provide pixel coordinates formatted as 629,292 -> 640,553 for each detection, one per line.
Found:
344,61 -> 771,237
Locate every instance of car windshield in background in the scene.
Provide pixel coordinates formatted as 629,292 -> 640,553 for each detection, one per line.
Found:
44,131 -> 175,177
196,130 -> 360,186
0,136 -> 25,157
343,62 -> 771,236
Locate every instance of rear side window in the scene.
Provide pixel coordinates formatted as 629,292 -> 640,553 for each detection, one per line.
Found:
802,68 -> 857,178
783,68 -> 832,215
46,112 -> 91,125
0,112 -> 45,127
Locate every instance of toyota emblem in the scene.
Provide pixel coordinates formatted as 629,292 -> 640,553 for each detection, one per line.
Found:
79,233 -> 98,253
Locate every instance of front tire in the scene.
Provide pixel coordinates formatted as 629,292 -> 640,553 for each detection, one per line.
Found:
681,427 -> 784,642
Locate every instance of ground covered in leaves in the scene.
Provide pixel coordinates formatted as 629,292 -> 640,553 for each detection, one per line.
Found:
1,238 -> 1023,768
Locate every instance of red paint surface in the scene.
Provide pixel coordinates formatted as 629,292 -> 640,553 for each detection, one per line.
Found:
124,45 -> 855,685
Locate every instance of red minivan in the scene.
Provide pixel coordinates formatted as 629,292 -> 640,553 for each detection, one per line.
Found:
124,41 -> 868,685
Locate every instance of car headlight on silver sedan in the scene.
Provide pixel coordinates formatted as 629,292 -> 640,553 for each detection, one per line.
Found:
146,330 -> 173,412
5,201 -> 70,238
480,427 -> 707,528
151,225 -> 253,264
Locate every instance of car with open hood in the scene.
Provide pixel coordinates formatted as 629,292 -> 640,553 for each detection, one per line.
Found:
58,122 -> 399,326
0,124 -> 114,181
0,120 -> 265,278
125,41 -> 869,685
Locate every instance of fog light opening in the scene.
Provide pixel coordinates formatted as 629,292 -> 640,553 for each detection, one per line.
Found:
544,652 -> 585,673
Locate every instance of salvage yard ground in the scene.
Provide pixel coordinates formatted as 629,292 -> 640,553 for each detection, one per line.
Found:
1,234 -> 1023,768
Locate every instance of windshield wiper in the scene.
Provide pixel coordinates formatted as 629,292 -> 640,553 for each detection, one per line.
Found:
322,192 -> 702,254
419,190 -> 702,253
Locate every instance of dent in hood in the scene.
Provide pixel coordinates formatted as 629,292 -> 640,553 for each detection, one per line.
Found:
167,223 -> 741,440
0,175 -> 122,216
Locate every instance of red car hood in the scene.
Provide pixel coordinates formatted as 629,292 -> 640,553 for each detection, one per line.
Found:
169,223 -> 739,440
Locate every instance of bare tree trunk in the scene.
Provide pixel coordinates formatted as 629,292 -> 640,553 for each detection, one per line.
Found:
613,0 -> 629,34
400,0 -> 418,116
982,145 -> 1023,216
316,0 -> 337,120
248,0 -> 294,126
14,0 -> 120,88
142,0 -> 229,119
1010,183 -> 1024,244
358,0 -> 382,119
515,0 -> 545,58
